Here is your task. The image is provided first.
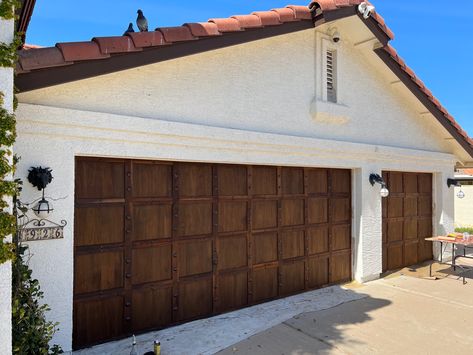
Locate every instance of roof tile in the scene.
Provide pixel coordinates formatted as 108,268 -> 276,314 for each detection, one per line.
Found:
231,14 -> 263,29
93,36 -> 142,54
157,26 -> 196,42
56,41 -> 110,61
127,31 -> 167,47
184,22 -> 221,37
252,11 -> 282,26
286,5 -> 313,19
271,8 -> 298,22
208,18 -> 242,32
18,47 -> 71,71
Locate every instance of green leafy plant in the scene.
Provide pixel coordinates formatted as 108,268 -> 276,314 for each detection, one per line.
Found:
12,245 -> 63,354
0,2 -> 21,264
0,0 -> 21,20
0,92 -> 17,264
455,227 -> 473,234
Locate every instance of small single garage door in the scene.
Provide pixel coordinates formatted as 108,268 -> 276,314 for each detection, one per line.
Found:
382,172 -> 433,272
73,158 -> 352,349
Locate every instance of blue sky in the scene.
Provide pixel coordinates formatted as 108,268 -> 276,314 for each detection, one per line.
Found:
27,1 -> 472,136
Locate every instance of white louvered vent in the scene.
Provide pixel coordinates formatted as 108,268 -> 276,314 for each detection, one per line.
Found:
326,49 -> 337,103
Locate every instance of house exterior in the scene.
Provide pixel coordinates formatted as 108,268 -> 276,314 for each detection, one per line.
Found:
12,0 -> 473,352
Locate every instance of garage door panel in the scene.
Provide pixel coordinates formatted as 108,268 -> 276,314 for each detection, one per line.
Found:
280,261 -> 305,295
404,219 -> 418,240
281,230 -> 304,259
418,240 -> 433,262
217,235 -> 247,270
253,267 -> 278,302
178,239 -> 213,277
177,202 -> 212,237
418,174 -> 432,193
132,286 -> 172,332
418,196 -> 432,217
404,241 -> 418,266
253,232 -> 278,264
331,198 -> 350,223
404,197 -> 418,217
76,160 -> 125,199
308,197 -> 328,225
282,168 -> 304,195
132,162 -> 172,198
404,173 -> 418,193
281,199 -> 304,226
387,220 -> 403,242
73,296 -> 124,348
217,271 -> 248,312
330,252 -> 351,283
418,217 -> 433,237
308,255 -> 329,288
178,164 -> 212,197
307,169 -> 328,194
308,226 -> 329,255
382,172 -> 433,272
218,165 -> 247,196
389,172 -> 403,193
218,201 -> 248,233
252,200 -> 278,230
132,245 -> 172,284
178,277 -> 213,321
387,197 -> 403,218
75,250 -> 123,294
76,205 -> 124,246
331,169 -> 351,194
387,243 -> 403,270
252,166 -> 277,195
133,204 -> 171,241
332,224 -> 351,251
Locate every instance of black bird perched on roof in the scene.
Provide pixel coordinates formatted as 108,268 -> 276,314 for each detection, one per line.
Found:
136,9 -> 148,32
123,23 -> 134,36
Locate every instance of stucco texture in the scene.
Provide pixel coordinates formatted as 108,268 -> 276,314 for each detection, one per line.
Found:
14,18 -> 458,352
455,186 -> 473,227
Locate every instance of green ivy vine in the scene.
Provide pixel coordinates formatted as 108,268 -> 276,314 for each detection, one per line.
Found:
0,0 -> 19,264
0,0 -> 21,20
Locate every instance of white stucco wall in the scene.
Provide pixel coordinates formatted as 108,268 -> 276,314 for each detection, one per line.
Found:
0,8 -> 14,355
455,185 -> 473,227
14,17 -> 460,352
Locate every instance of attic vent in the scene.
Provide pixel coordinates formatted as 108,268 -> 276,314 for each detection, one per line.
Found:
326,49 -> 337,103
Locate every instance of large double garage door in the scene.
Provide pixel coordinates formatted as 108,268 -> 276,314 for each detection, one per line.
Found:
73,158 -> 352,349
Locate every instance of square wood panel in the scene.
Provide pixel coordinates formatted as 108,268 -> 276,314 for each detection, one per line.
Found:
133,204 -> 171,241
132,162 -> 172,198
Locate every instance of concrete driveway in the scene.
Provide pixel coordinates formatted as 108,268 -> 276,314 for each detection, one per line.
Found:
75,263 -> 473,355
219,269 -> 473,355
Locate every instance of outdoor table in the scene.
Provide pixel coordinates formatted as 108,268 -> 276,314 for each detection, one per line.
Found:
425,236 -> 473,284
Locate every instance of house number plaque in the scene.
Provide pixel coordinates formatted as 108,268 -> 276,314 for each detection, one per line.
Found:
18,219 -> 67,242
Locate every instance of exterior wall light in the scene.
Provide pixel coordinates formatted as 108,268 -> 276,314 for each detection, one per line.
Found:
369,173 -> 389,197
27,166 -> 54,219
447,178 -> 466,199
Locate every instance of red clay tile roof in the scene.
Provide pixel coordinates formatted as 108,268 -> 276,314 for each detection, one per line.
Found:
14,1 -> 473,158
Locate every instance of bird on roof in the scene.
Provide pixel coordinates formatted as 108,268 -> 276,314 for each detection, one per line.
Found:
123,23 -> 134,36
136,9 -> 148,32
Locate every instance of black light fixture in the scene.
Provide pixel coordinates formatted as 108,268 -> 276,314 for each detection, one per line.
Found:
447,178 -> 465,199
369,173 -> 389,198
27,166 -> 54,219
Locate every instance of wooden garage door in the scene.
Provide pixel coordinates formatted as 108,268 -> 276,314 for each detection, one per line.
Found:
382,172 -> 433,272
73,158 -> 352,349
